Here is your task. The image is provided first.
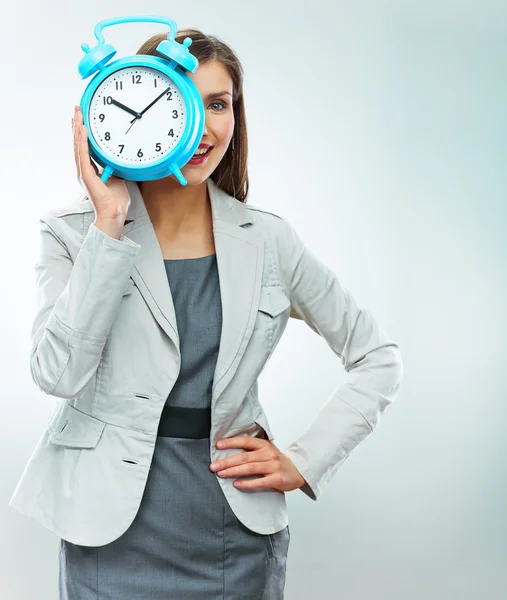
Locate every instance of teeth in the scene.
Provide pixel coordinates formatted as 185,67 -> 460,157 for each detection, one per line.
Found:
194,147 -> 210,156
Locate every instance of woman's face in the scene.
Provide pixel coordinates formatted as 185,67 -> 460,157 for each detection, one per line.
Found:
172,59 -> 235,186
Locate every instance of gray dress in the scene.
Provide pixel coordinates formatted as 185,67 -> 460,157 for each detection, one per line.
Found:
58,253 -> 290,599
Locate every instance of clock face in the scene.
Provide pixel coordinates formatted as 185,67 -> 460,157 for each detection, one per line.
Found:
88,66 -> 186,166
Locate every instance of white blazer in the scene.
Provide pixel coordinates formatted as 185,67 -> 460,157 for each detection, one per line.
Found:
9,178 -> 403,546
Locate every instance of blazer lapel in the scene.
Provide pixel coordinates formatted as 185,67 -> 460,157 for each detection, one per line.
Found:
119,178 -> 265,400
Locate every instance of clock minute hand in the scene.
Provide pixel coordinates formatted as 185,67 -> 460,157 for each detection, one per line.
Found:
137,85 -> 172,118
110,98 -> 142,119
124,85 -> 171,135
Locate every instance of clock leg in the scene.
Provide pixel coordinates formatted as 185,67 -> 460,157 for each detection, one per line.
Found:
100,165 -> 114,184
171,165 -> 187,187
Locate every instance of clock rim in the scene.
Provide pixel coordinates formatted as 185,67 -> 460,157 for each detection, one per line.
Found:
79,55 -> 205,181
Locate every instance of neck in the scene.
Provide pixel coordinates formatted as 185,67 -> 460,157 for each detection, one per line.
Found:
138,177 -> 211,237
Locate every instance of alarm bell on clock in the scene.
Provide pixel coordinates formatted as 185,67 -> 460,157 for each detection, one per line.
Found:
77,15 -> 206,185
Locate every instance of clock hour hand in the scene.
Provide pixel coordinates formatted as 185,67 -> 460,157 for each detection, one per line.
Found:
110,98 -> 142,119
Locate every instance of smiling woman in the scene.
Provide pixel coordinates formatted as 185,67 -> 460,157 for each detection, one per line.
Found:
137,29 -> 248,202
187,89 -> 233,164
55,27 -> 291,600
11,15 -> 403,600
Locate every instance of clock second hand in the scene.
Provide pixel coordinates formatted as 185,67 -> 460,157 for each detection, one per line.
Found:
125,118 -> 139,136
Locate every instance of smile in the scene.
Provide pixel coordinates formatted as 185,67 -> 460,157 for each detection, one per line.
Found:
188,147 -> 214,164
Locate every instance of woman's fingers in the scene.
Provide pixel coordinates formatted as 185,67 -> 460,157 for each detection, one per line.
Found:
90,156 -> 101,177
72,108 -> 81,182
78,120 -> 104,200
73,107 -> 99,182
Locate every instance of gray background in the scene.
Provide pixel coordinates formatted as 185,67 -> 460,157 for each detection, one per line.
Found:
1,1 -> 506,598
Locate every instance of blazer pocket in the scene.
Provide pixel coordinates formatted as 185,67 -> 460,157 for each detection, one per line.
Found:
258,286 -> 290,318
47,403 -> 106,449
122,278 -> 136,296
254,411 -> 274,441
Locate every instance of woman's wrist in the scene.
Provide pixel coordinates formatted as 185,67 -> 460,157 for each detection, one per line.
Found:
93,218 -> 124,240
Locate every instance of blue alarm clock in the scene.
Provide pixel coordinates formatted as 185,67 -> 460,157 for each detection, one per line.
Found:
78,15 -> 205,186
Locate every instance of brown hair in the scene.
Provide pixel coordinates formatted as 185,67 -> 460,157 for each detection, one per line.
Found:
136,29 -> 249,203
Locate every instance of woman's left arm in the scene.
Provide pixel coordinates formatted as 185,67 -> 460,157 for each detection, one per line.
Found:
280,217 -> 404,501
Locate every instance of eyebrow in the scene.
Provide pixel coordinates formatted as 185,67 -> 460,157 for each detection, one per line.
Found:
204,91 -> 232,100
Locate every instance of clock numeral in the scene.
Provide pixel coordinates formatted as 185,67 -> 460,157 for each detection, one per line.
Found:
118,145 -> 124,154
172,109 -> 178,119
99,113 -> 105,122
132,74 -> 142,84
168,129 -> 174,137
103,96 -> 113,105
105,132 -> 111,141
137,149 -> 144,158
115,81 -> 123,90
156,143 -> 162,152
166,91 -> 173,101
154,79 -> 157,88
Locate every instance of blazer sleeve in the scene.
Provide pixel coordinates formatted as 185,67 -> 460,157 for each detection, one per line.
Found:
280,217 -> 404,501
30,217 -> 141,399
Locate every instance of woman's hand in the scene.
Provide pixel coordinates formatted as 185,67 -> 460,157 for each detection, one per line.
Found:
71,105 -> 131,226
210,436 -> 307,492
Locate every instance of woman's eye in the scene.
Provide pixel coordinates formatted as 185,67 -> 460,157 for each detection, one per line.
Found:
209,101 -> 226,111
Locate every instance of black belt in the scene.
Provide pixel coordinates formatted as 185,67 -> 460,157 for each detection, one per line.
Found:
157,405 -> 211,439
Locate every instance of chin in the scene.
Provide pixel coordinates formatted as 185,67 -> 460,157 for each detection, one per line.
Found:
181,162 -> 222,184
175,171 -> 210,187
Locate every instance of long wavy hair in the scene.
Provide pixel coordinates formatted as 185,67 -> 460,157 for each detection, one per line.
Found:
136,29 -> 249,203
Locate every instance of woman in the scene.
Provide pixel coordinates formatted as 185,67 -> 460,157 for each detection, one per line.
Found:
68,27 -> 298,599
10,28 -> 403,599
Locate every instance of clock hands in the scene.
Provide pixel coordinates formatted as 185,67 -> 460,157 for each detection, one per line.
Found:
110,98 -> 141,120
136,85 -> 173,119
124,119 -> 138,136
104,97 -> 141,135
123,85 -> 173,135
118,85 -> 172,136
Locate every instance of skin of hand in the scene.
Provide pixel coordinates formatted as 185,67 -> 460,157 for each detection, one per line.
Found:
71,105 -> 131,224
72,105 -> 100,178
210,436 -> 307,492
